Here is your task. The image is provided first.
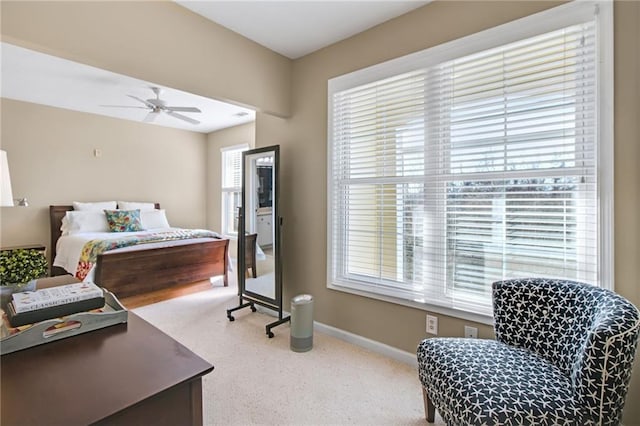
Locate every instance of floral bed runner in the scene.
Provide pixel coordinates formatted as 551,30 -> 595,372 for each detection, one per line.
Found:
75,229 -> 221,280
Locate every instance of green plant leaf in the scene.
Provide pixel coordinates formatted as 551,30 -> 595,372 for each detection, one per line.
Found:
0,249 -> 48,285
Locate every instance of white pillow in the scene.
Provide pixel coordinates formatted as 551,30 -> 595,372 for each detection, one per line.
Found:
62,210 -> 110,235
118,201 -> 156,211
73,201 -> 117,211
140,209 -> 171,229
60,215 -> 71,236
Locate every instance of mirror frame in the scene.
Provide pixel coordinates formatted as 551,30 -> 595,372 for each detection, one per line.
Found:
238,145 -> 281,310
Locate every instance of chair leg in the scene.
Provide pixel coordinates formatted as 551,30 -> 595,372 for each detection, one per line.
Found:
252,251 -> 257,278
422,387 -> 435,423
246,266 -> 257,278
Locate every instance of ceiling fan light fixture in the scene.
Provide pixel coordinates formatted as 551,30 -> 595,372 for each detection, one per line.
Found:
143,111 -> 160,123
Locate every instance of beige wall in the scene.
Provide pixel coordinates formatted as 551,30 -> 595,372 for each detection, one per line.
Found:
614,4 -> 640,418
206,121 -> 255,239
0,1 -> 291,118
0,99 -> 208,251
282,1 -> 640,422
614,0 -> 640,324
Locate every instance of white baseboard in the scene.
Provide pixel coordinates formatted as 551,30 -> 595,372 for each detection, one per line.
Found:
313,321 -> 418,368
256,306 -> 418,368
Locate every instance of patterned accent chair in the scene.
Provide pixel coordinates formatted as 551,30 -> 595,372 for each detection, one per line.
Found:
417,278 -> 640,425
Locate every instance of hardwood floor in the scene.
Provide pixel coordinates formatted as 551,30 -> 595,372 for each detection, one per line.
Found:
119,280 -> 214,309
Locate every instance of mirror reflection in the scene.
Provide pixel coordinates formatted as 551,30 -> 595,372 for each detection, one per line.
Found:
228,144 -> 287,337
243,151 -> 275,300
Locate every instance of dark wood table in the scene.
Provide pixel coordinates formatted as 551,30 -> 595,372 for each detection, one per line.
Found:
1,313 -> 214,425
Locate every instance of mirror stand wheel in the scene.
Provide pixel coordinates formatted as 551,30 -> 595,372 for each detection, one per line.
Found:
227,315 -> 235,322
251,306 -> 257,312
267,331 -> 274,338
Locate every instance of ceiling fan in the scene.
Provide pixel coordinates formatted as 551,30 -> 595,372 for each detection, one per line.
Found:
104,87 -> 202,125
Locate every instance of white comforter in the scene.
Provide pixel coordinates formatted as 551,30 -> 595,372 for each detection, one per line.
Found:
53,228 -> 232,282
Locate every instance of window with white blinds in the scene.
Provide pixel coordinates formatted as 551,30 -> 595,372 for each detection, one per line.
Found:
221,144 -> 249,236
327,1 -> 612,317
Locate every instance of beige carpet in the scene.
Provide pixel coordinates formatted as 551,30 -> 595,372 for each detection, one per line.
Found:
133,280 -> 445,426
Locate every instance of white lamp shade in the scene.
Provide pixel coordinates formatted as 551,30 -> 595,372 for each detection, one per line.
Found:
1,150 -> 15,207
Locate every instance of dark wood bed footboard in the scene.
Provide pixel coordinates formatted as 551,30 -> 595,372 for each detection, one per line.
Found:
50,205 -> 230,299
94,239 -> 229,298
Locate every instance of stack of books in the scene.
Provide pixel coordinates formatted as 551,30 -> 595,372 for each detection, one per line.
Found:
5,282 -> 105,327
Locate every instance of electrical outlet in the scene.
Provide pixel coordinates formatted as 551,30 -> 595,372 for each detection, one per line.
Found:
426,315 -> 438,335
464,325 -> 478,338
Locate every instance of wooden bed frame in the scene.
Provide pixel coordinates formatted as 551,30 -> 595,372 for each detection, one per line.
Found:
49,205 -> 229,299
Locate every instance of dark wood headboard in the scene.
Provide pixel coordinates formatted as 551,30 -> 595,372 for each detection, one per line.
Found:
49,203 -> 161,269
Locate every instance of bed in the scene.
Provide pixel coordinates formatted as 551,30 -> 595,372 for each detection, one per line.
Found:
49,204 -> 229,299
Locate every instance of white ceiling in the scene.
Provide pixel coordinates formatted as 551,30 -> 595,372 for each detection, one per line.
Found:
0,43 -> 256,134
1,1 -> 429,133
176,1 -> 430,59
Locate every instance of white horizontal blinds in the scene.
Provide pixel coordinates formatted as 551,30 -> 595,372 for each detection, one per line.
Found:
329,11 -> 600,316
437,22 -> 598,312
331,71 -> 428,297
222,147 -> 245,189
222,146 -> 248,236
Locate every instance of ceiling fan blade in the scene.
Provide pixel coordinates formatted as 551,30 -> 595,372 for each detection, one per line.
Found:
99,105 -> 148,109
166,110 -> 200,125
127,95 -> 155,109
165,106 -> 202,113
143,111 -> 160,123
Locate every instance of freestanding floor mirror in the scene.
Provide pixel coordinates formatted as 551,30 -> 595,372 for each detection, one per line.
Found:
226,145 -> 289,337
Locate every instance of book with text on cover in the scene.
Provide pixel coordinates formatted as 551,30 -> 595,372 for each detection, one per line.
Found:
11,282 -> 103,313
6,295 -> 106,327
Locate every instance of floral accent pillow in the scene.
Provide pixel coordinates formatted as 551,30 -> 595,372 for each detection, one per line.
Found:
104,209 -> 144,232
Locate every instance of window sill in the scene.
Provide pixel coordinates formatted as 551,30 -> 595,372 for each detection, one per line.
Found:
327,282 -> 495,327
